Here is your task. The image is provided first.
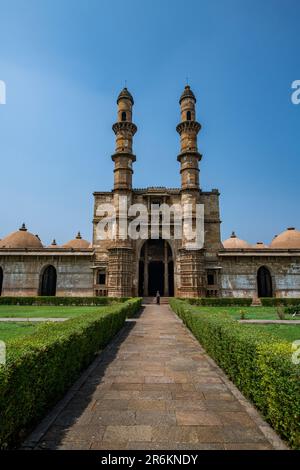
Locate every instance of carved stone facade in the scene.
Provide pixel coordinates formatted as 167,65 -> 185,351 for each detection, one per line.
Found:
0,86 -> 299,298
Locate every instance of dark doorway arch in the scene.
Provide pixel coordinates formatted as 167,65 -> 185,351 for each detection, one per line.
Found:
0,267 -> 3,296
138,239 -> 174,297
186,111 -> 191,121
40,265 -> 57,296
121,111 -> 126,121
257,266 -> 273,298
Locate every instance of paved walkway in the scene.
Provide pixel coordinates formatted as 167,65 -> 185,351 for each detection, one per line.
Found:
23,304 -> 288,450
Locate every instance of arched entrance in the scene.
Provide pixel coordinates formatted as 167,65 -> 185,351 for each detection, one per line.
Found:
138,239 -> 174,297
257,266 -> 273,298
0,267 -> 3,296
40,265 -> 57,296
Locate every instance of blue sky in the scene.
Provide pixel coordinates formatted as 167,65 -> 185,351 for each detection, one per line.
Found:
0,0 -> 299,245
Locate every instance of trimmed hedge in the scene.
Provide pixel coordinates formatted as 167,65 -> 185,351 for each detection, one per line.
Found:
170,299 -> 300,449
0,296 -> 131,306
260,298 -> 300,307
0,298 -> 142,448
182,297 -> 252,307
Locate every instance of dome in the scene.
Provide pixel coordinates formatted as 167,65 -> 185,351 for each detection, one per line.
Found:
179,85 -> 196,104
0,223 -> 43,249
222,231 -> 251,249
270,227 -> 300,249
117,87 -> 134,105
253,242 -> 269,249
62,232 -> 90,249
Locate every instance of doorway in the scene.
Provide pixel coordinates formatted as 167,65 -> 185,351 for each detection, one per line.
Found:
148,261 -> 164,296
138,239 -> 174,296
257,266 -> 273,297
40,265 -> 57,296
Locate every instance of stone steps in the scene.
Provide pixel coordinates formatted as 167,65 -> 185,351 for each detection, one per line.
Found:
143,297 -> 171,305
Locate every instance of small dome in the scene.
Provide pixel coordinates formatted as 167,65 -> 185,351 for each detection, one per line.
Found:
0,223 -> 43,249
253,242 -> 269,249
222,231 -> 251,249
117,87 -> 134,105
179,85 -> 196,104
270,227 -> 300,249
62,232 -> 90,249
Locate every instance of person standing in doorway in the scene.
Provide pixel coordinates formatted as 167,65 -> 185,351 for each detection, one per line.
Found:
156,291 -> 160,304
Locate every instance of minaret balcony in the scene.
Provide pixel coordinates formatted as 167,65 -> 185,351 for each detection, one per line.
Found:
176,120 -> 201,135
112,121 -> 137,135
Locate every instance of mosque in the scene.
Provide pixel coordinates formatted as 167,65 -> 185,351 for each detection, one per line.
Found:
0,86 -> 299,298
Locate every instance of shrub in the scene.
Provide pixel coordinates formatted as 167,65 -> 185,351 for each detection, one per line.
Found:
170,299 -> 300,449
276,306 -> 285,320
0,298 -> 142,449
181,297 -> 252,307
284,305 -> 300,316
0,296 -> 131,306
260,298 -> 300,307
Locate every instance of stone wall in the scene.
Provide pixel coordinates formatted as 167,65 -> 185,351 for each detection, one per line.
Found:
219,253 -> 300,298
0,253 -> 94,297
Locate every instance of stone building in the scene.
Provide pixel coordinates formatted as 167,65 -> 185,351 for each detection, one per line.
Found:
0,86 -> 300,298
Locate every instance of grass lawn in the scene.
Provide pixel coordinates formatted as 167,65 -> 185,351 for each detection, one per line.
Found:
193,306 -> 299,320
0,305 -> 107,318
0,322 -> 38,342
242,324 -> 300,343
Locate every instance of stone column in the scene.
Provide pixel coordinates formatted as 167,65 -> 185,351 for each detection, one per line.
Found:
164,240 -> 169,296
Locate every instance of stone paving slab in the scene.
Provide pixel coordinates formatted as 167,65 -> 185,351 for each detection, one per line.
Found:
23,305 -> 289,450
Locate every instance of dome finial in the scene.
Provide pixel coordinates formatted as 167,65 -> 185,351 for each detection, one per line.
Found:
76,231 -> 82,239
231,231 -> 236,238
51,239 -> 57,246
19,223 -> 27,232
117,87 -> 134,105
179,84 -> 196,104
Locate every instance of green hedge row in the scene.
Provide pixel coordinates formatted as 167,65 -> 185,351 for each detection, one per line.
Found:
260,297 -> 300,306
182,297 -> 253,307
170,299 -> 300,449
0,298 -> 142,449
0,296 -> 131,306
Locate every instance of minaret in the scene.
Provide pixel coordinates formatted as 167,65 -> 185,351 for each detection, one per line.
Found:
107,88 -> 137,297
112,88 -> 137,191
176,85 -> 201,190
176,85 -> 205,298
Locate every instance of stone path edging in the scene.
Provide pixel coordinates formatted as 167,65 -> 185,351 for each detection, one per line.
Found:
239,319 -> 300,324
0,317 -> 68,322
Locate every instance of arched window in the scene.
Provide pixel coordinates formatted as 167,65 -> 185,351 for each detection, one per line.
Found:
121,111 -> 127,121
186,111 -> 191,121
0,267 -> 3,296
40,265 -> 57,296
257,266 -> 273,298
